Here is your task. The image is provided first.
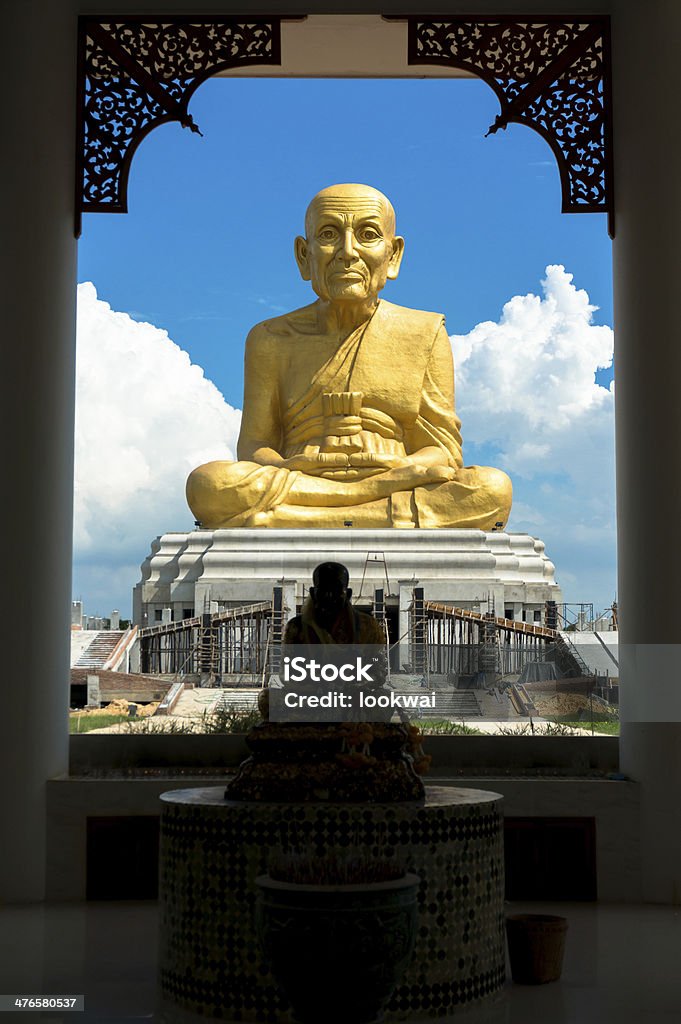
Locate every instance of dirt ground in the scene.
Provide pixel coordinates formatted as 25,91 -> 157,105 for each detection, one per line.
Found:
70,698 -> 159,719
531,691 -> 611,719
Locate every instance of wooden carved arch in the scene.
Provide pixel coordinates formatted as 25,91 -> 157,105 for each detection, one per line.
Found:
76,14 -> 613,236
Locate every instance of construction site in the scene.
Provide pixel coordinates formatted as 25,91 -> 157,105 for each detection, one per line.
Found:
72,564 -> 619,733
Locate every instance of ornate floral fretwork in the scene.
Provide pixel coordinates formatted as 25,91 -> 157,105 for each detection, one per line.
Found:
405,17 -> 613,235
76,17 -> 281,231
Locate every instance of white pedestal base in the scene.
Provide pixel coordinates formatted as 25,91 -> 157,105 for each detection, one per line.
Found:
134,528 -> 561,627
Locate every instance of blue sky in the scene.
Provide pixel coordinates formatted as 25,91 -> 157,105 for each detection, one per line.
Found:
75,78 -> 615,617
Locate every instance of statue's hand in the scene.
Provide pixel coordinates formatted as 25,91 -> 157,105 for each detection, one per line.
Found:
348,453 -> 410,470
347,454 -> 458,482
282,452 -> 349,474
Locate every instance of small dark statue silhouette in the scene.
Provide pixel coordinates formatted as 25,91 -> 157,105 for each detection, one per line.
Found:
285,560 -> 386,644
225,561 -> 427,802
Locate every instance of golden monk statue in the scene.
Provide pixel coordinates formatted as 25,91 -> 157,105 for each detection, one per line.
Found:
187,183 -> 512,529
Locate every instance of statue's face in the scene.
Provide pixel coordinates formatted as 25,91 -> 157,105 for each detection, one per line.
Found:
295,195 -> 404,304
310,563 -> 352,625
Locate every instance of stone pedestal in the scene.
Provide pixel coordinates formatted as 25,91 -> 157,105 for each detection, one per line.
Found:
135,528 -> 560,626
159,786 -> 505,1021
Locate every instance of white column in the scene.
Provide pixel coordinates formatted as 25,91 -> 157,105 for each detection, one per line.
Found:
398,580 -> 417,671
0,0 -> 77,899
612,0 -> 681,901
281,579 -> 298,626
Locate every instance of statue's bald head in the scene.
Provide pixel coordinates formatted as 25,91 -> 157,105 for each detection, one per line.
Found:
296,182 -> 405,301
304,183 -> 396,239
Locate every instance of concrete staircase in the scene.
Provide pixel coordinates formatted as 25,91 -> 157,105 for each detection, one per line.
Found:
215,690 -> 260,714
74,631 -> 126,669
392,690 -> 483,718
214,687 -> 483,718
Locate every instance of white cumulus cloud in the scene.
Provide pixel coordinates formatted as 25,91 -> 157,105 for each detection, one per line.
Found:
73,269 -> 616,614
451,265 -> 616,608
74,283 -> 240,607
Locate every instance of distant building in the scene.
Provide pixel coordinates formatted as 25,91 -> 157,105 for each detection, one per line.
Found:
72,600 -> 125,632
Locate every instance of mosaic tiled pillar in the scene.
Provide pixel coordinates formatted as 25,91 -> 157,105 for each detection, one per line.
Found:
159,786 -> 505,1021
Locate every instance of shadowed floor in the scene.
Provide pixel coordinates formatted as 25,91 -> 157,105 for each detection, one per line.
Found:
0,901 -> 679,1022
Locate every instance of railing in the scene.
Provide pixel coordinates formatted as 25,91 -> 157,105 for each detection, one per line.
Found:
425,601 -> 559,640
554,632 -> 592,677
102,625 -> 138,671
156,680 -> 185,716
138,602 -> 271,637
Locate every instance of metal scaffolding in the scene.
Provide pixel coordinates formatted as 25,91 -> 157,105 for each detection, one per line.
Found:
138,602 -> 273,680
415,601 -> 562,679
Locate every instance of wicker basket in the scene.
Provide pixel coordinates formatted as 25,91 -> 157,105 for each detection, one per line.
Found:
505,914 -> 568,984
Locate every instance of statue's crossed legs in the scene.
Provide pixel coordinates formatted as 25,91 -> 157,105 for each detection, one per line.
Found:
186,460 -> 512,530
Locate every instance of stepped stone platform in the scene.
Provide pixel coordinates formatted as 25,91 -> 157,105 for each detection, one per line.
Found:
134,528 -> 561,625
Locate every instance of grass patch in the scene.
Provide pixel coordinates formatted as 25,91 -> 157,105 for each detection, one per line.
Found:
69,712 -> 129,733
201,707 -> 262,734
554,719 -> 620,735
498,719 -> 620,736
411,719 -> 484,736
121,706 -> 263,735
122,717 -> 197,734
496,721 -> 596,736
